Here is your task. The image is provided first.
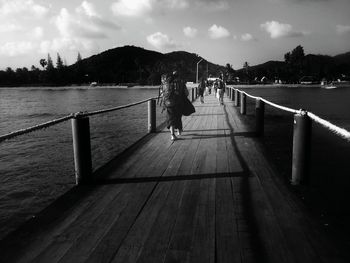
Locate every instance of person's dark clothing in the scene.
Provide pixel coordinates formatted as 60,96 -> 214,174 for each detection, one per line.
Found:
163,77 -> 188,129
198,82 -> 205,96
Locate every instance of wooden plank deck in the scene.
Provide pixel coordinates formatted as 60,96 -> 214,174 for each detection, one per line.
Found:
0,93 -> 349,263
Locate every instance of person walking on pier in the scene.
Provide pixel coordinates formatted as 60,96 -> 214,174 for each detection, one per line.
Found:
163,71 -> 189,141
216,78 -> 225,105
198,78 -> 205,104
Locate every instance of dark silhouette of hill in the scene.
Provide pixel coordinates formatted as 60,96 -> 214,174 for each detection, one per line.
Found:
69,45 -> 225,85
0,45 -> 349,86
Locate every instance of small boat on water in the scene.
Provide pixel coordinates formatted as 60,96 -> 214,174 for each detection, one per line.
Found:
322,85 -> 337,89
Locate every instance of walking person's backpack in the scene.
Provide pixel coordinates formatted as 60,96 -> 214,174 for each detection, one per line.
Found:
163,78 -> 182,107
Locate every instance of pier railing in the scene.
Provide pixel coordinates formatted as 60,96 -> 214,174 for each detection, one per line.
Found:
0,86 -> 198,186
226,86 -> 350,185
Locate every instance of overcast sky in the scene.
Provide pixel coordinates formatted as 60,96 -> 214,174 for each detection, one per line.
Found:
1,0 -> 350,70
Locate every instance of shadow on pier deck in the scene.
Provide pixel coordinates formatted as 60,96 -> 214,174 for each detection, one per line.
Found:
0,95 -> 348,263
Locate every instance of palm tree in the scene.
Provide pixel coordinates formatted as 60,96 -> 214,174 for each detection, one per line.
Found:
39,59 -> 47,69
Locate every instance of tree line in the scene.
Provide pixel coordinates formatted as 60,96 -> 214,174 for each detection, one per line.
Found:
230,46 -> 350,84
0,52 -> 85,87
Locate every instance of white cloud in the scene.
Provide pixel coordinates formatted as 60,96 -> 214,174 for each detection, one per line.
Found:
111,0 -> 189,17
41,2 -> 119,58
0,0 -> 48,18
147,32 -> 177,49
0,23 -> 22,33
208,24 -> 230,39
241,33 -> 256,41
194,0 -> 229,11
55,3 -> 120,40
260,20 -> 305,39
336,25 -> 350,35
0,41 -> 35,56
111,0 -> 153,16
76,1 -> 98,17
55,8 -> 107,39
33,26 -> 43,38
160,0 -> 189,9
39,38 -> 99,55
183,26 -> 198,38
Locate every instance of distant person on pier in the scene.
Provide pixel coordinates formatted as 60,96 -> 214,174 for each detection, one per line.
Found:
216,78 -> 225,105
207,80 -> 212,95
198,78 -> 205,104
163,71 -> 189,141
213,80 -> 218,97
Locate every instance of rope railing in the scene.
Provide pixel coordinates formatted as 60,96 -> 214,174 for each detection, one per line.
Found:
0,114 -> 73,142
229,86 -> 350,142
234,88 -> 300,114
307,112 -> 350,141
79,97 -> 158,117
227,85 -> 350,184
0,97 -> 158,142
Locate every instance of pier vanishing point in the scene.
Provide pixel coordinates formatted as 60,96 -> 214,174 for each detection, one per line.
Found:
0,90 -> 349,263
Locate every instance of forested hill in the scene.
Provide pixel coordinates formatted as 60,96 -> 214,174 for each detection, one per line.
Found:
0,45 -> 225,86
1,45 -> 349,86
69,46 -> 225,85
235,48 -> 350,83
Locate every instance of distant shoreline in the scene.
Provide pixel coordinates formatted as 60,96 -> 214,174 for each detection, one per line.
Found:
2,83 -> 350,90
0,85 -> 161,90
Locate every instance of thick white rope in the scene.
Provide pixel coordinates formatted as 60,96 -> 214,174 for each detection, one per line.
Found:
229,87 -> 350,141
307,112 -> 350,141
237,89 -> 299,114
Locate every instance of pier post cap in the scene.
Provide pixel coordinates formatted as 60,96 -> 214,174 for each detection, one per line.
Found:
73,111 -> 88,119
298,109 -> 308,116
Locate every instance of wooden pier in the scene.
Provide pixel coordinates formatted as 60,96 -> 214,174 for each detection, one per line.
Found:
0,94 -> 348,263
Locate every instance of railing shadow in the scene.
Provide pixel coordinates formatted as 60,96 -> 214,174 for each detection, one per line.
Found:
222,103 -> 268,263
96,172 -> 249,185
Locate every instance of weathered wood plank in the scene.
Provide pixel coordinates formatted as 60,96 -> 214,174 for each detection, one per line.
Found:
242,137 -> 348,263
162,99 -> 213,263
108,110 -> 200,263
82,141 -> 185,263
187,102 -> 216,263
215,106 -> 242,263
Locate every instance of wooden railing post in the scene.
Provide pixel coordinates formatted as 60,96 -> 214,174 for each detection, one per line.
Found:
232,88 -> 235,101
71,113 -> 92,185
234,90 -> 240,107
255,99 -> 265,136
148,99 -> 156,133
291,111 -> 312,185
191,88 -> 195,102
240,93 -> 246,115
